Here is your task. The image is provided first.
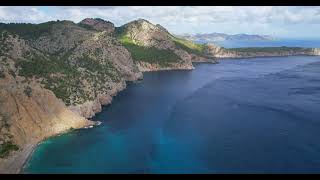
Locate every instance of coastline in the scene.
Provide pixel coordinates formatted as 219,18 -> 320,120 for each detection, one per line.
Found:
19,122 -> 99,174
1,53 -> 316,174
18,121 -> 101,174
8,65 -> 195,174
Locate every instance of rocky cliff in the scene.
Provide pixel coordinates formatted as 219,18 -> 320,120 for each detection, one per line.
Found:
0,72 -> 94,173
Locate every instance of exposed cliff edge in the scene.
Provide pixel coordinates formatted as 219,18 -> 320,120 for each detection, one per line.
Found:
0,73 -> 95,173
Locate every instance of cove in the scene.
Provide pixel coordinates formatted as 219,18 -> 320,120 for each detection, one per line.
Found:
24,56 -> 320,173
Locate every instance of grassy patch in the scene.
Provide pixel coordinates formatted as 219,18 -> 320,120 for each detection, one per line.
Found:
16,51 -> 120,106
117,34 -> 181,66
0,22 -> 56,39
171,36 -> 205,56
16,54 -> 79,104
0,141 -> 19,158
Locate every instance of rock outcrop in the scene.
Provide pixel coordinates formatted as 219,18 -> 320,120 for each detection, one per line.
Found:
0,72 -> 94,173
79,18 -> 115,34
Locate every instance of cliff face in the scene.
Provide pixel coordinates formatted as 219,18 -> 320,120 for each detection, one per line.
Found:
0,73 -> 94,173
79,18 -> 115,33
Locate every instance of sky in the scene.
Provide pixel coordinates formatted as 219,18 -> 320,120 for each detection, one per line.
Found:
0,6 -> 320,39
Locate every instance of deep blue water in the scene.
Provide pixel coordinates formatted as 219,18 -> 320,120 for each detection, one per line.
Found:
195,39 -> 320,48
24,55 -> 320,173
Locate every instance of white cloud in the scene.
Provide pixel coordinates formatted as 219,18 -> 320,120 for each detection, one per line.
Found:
0,6 -> 320,38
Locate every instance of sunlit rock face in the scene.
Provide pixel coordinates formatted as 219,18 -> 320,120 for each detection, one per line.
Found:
79,18 -> 115,34
0,72 -> 94,173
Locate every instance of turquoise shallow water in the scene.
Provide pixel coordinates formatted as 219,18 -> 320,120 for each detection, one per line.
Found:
25,56 -> 320,173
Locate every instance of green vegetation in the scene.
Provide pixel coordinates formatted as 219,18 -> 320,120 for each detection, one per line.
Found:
77,54 -> 120,82
16,54 -> 75,78
171,36 -> 205,56
8,69 -> 16,78
0,141 -> 19,158
24,86 -> 32,97
0,22 -> 57,39
0,31 -> 13,57
16,50 -> 119,105
0,71 -> 5,78
230,46 -> 308,53
117,34 -> 181,66
16,54 -> 78,104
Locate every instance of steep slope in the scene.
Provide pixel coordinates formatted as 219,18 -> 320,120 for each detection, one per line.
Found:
115,19 -> 217,71
0,72 -> 94,173
0,19 -> 143,172
0,20 -> 142,116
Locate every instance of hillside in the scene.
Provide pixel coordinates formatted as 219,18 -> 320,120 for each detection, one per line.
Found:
0,18 -> 218,173
115,19 -> 217,71
0,19 -> 143,172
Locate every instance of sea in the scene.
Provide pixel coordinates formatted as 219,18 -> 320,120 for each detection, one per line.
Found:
24,39 -> 320,173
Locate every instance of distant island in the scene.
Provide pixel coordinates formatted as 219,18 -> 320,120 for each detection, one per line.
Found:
178,33 -> 275,42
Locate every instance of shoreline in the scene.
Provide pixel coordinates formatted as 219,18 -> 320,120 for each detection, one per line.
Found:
0,121 -> 100,174
19,121 -> 101,174
19,143 -> 37,174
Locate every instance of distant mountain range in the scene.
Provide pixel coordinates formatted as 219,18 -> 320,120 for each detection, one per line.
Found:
178,33 -> 275,42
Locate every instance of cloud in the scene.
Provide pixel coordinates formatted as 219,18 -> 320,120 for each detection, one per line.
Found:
0,6 -> 50,23
0,6 -> 320,38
